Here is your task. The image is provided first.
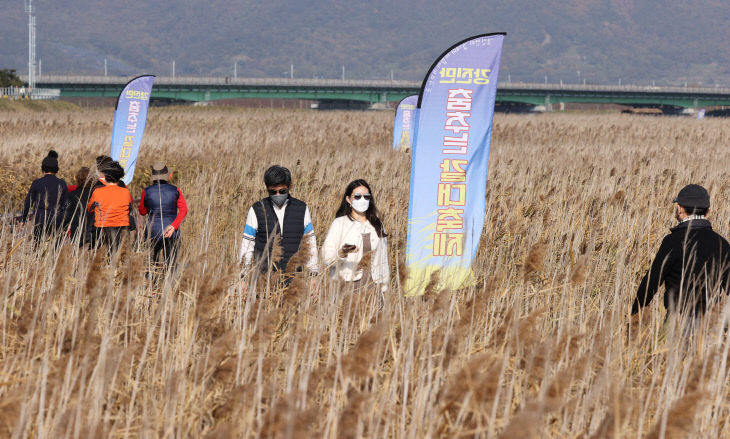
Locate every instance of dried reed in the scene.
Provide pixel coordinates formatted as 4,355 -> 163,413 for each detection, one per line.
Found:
0,107 -> 728,437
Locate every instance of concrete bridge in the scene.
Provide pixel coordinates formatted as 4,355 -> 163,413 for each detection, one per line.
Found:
28,75 -> 730,112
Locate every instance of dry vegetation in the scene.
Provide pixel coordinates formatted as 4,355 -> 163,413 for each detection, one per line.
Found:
1,104 -> 730,438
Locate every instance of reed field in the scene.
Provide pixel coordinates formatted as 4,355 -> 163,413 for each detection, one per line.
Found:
1,104 -> 730,438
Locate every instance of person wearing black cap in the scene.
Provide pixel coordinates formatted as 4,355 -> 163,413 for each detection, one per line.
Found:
21,150 -> 69,244
138,162 -> 188,268
632,184 -> 730,320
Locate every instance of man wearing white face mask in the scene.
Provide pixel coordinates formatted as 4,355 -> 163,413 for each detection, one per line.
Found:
239,165 -> 319,276
322,179 -> 390,293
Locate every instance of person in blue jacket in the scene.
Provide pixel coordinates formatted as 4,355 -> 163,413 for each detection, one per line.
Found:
138,162 -> 188,268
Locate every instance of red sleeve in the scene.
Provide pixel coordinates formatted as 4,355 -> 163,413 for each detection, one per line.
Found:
67,184 -> 78,192
138,189 -> 148,215
171,189 -> 188,230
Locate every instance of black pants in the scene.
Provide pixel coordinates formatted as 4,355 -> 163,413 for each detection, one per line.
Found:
152,237 -> 179,267
32,224 -> 50,243
96,227 -> 127,254
32,224 -> 62,249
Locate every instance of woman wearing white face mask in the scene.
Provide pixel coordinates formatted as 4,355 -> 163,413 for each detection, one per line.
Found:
322,179 -> 390,293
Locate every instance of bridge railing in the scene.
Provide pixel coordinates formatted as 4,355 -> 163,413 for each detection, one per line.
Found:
500,82 -> 730,95
1,86 -> 61,100
29,75 -> 422,89
31,88 -> 62,99
25,75 -> 730,95
1,86 -> 25,99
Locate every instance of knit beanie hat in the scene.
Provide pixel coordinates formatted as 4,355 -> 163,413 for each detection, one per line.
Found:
41,150 -> 59,173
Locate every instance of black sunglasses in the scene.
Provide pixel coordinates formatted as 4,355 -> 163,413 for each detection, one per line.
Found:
352,193 -> 371,200
268,188 -> 289,195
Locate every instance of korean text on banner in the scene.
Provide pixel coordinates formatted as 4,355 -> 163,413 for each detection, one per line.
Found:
392,95 -> 418,150
110,75 -> 155,185
405,33 -> 505,295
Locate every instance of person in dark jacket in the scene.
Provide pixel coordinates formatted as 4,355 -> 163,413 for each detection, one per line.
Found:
632,184 -> 730,319
64,167 -> 95,247
138,163 -> 188,267
239,165 -> 319,275
21,150 -> 68,244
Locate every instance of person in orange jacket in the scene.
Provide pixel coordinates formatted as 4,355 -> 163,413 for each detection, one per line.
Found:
87,160 -> 133,252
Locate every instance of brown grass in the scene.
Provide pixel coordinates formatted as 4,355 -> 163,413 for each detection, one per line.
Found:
0,107 -> 729,437
523,241 -> 547,281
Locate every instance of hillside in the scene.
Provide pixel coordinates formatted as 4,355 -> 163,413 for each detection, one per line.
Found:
1,0 -> 728,85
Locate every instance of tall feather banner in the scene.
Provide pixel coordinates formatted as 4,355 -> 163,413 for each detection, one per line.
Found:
406,33 -> 505,295
110,75 -> 155,185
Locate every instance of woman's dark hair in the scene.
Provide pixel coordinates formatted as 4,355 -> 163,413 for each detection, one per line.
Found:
95,155 -> 114,174
264,165 -> 291,187
95,155 -> 112,166
102,161 -> 125,183
335,179 -> 387,238
75,167 -> 91,187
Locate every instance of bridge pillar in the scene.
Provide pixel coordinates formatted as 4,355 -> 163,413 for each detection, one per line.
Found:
545,94 -> 553,112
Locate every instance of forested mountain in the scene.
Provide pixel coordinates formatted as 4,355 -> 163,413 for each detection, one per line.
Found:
1,0 -> 728,85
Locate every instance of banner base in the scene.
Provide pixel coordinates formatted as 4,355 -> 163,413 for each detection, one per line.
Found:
404,265 -> 477,296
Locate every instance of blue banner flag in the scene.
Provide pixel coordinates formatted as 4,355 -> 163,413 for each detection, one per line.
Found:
110,75 -> 155,185
405,33 -> 505,295
392,95 -> 418,150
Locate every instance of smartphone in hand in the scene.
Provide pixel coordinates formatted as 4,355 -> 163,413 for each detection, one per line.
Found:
340,244 -> 357,257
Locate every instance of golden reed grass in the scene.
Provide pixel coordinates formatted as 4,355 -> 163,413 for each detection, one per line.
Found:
0,104 -> 729,437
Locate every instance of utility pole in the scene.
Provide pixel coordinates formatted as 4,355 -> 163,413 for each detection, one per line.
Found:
234,61 -> 237,78
172,60 -> 176,78
342,65 -> 345,81
290,63 -> 294,79
104,58 -> 108,76
38,59 -> 41,78
25,0 -> 36,93
390,69 -> 394,81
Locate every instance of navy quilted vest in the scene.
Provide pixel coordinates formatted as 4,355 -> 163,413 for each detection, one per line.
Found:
144,182 -> 180,239
252,197 -> 306,272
